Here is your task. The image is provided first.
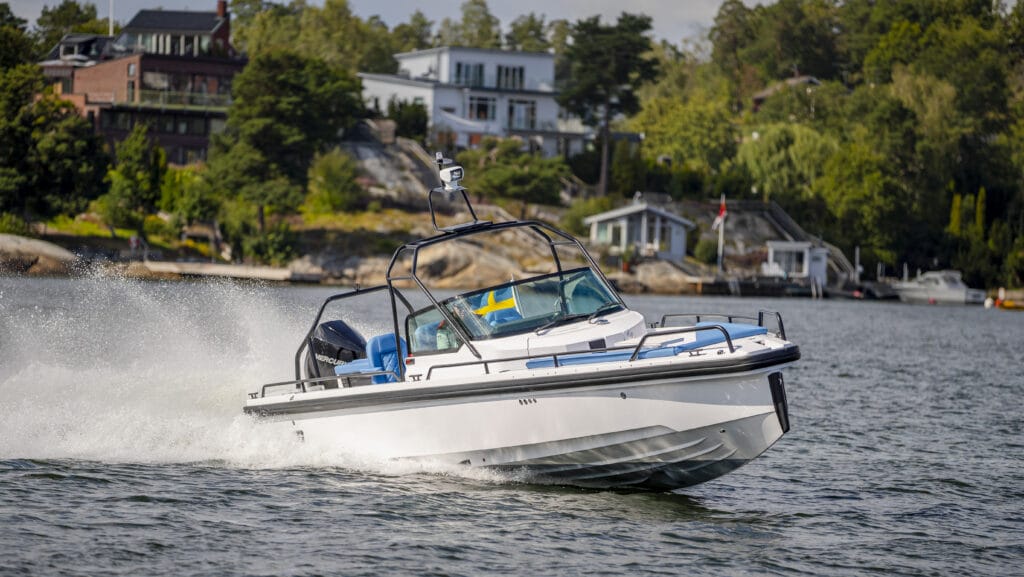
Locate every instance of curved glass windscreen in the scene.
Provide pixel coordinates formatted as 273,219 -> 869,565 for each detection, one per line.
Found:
406,267 -> 622,353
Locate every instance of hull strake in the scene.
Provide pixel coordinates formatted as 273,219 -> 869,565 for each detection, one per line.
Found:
478,413 -> 784,490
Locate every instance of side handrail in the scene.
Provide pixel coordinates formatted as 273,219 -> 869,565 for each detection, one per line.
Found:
424,324 -> 736,380
257,370 -> 400,398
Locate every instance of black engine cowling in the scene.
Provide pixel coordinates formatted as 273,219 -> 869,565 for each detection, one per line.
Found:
305,320 -> 367,380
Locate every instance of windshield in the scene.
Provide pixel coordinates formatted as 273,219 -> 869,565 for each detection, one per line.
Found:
407,267 -> 622,353
421,267 -> 621,344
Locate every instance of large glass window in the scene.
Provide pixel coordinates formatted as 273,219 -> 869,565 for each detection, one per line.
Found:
454,62 -> 484,86
508,99 -> 536,130
496,65 -> 524,90
468,96 -> 495,120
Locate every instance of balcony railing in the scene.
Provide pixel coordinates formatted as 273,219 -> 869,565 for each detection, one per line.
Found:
134,90 -> 231,110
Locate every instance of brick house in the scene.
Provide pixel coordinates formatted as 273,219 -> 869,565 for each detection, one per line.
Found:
50,1 -> 244,164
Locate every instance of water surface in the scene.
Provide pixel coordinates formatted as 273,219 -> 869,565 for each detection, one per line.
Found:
1,275 -> 1021,576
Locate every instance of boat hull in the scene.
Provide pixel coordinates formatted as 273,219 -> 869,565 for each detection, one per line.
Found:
252,365 -> 792,490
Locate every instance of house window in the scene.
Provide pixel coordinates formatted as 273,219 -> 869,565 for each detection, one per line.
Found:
496,65 -> 524,90
454,62 -> 484,86
468,96 -> 496,120
127,62 -> 136,77
127,80 -> 135,102
508,99 -> 536,130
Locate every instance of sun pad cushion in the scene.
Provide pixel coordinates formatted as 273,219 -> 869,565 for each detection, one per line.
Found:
525,322 -> 767,369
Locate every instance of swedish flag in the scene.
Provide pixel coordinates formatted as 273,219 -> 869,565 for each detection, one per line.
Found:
473,286 -> 517,316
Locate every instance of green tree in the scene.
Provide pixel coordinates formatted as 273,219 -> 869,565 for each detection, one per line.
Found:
1,2 -> 31,69
505,13 -> 550,52
609,140 -> 645,197
559,13 -> 659,196
301,147 -> 363,215
812,141 -> 906,265
159,165 -> 219,226
629,95 -> 736,178
95,124 -> 166,234
392,10 -> 433,52
221,50 -> 361,187
457,0 -> 500,48
457,137 -> 568,216
35,0 -> 107,55
0,3 -> 26,29
0,64 -> 107,219
387,97 -> 428,141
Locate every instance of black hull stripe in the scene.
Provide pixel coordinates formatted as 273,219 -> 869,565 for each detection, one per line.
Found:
244,345 -> 800,417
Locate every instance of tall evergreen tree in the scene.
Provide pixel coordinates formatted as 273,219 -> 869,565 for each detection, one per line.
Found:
558,13 -> 658,196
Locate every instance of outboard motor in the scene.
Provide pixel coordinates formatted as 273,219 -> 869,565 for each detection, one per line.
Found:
305,320 -> 367,381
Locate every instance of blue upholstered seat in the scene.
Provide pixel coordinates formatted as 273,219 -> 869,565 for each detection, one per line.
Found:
334,334 -> 407,383
483,308 -> 522,326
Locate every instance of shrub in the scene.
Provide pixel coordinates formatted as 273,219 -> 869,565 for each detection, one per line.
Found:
0,213 -> 31,236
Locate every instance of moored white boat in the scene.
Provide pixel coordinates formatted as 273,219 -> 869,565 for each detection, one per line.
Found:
244,155 -> 800,490
891,270 -> 986,305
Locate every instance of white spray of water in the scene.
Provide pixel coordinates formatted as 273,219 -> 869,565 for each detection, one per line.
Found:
0,275 -> 524,484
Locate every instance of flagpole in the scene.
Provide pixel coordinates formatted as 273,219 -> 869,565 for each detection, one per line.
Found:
714,193 -> 726,274
717,217 -> 724,274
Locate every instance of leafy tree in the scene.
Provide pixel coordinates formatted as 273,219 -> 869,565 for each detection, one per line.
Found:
811,141 -> 905,265
457,0 -> 500,49
159,166 -> 219,226
387,97 -> 428,141
629,95 -> 736,178
561,195 -> 615,236
392,10 -> 433,52
559,13 -> 658,196
457,137 -> 568,216
301,147 -> 363,215
0,3 -> 26,29
0,2 -> 31,69
220,50 -> 361,188
0,24 -> 34,69
0,64 -> 106,219
735,123 -> 838,233
505,13 -> 550,52
95,124 -> 166,234
35,0 -> 107,55
609,140 -> 645,197
709,0 -> 756,108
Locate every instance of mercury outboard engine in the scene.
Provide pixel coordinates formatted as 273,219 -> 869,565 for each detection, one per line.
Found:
305,320 -> 367,382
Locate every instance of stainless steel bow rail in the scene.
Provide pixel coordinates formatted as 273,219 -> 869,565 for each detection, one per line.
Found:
658,310 -> 787,340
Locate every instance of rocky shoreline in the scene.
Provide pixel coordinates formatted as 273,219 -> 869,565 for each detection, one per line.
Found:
1,232 -> 707,294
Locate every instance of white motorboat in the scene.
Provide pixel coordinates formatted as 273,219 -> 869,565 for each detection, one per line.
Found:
244,156 -> 800,490
891,270 -> 986,305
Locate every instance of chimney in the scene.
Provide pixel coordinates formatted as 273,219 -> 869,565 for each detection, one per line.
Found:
217,0 -> 226,18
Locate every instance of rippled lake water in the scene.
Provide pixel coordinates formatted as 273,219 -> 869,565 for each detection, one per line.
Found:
1,274 -> 1021,576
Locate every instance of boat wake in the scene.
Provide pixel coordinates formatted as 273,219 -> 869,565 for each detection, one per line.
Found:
0,274 -> 496,480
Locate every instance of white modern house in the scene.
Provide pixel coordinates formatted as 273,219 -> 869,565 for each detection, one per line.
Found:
761,241 -> 829,287
583,198 -> 696,264
359,46 -> 586,157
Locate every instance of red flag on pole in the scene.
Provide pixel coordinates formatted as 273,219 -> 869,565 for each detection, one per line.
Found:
712,194 -> 727,230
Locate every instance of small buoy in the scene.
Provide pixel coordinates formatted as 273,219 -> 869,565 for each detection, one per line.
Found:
984,297 -> 994,309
